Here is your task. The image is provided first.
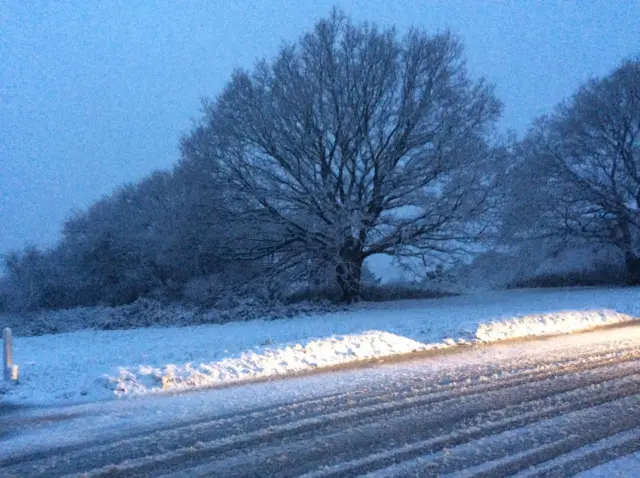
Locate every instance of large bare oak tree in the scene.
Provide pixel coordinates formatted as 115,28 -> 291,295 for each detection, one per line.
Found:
504,59 -> 640,283
182,10 -> 503,301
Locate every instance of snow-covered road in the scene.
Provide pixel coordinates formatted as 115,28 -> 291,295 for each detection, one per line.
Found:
2,322 -> 640,477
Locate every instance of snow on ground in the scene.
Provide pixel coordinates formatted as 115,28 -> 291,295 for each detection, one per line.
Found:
1,287 -> 639,406
1,320 -> 640,462
576,451 -> 640,477
511,426 -> 640,477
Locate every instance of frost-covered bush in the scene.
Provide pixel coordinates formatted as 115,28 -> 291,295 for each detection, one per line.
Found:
359,283 -> 454,302
7,296 -> 345,337
285,282 -> 454,304
0,277 -> 11,313
182,269 -> 281,309
506,265 -> 625,289
453,243 -> 627,291
181,274 -> 227,307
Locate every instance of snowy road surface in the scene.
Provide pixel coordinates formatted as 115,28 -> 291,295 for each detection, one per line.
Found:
2,323 -> 640,477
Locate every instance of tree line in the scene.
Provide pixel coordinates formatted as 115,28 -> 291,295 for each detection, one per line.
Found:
1,10 -> 638,312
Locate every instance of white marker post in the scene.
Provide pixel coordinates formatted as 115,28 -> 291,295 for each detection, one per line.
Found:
3,327 -> 18,382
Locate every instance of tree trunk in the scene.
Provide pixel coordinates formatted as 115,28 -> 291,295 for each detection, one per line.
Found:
618,219 -> 640,285
336,258 -> 363,303
335,238 -> 364,303
625,253 -> 640,285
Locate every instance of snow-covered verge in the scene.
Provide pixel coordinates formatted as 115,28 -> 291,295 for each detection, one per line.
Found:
1,287 -> 639,406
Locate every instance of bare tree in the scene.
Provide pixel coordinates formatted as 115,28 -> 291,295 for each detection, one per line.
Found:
503,58 -> 640,283
182,10 -> 503,301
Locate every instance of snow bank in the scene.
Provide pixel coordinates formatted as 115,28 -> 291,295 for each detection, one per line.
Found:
2,287 -> 639,405
475,309 -> 635,342
104,331 -> 430,396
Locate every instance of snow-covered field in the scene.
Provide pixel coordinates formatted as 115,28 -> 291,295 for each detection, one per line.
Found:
1,287 -> 639,406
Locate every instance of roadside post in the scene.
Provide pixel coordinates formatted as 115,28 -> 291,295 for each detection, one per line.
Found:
3,327 -> 18,382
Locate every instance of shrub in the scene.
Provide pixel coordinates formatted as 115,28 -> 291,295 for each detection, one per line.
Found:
507,264 -> 625,289
285,282 -> 455,304
359,283 -> 454,302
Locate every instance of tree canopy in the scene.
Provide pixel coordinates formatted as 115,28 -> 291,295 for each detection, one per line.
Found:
182,10 -> 504,301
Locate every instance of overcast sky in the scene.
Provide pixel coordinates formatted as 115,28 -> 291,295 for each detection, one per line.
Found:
1,0 -> 639,258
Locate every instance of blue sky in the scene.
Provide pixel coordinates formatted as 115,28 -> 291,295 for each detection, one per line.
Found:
1,0 -> 639,258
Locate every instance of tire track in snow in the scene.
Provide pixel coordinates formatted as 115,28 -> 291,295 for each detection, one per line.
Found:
2,346 -> 639,476
142,377 -> 640,478
510,427 -> 640,478
28,358 -> 640,477
268,380 -> 640,478
2,343 -> 640,477
368,397 -> 640,477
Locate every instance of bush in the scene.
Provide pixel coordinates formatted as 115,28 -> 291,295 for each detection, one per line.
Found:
0,279 -> 10,313
284,285 -> 343,304
182,272 -> 280,309
285,282 -> 455,304
506,265 -> 625,289
6,295 -> 347,337
359,283 -> 454,302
